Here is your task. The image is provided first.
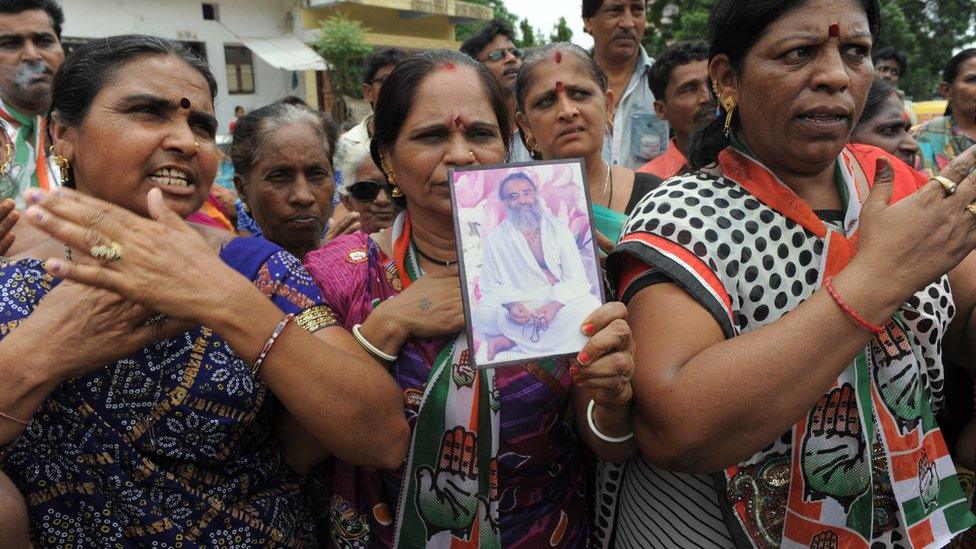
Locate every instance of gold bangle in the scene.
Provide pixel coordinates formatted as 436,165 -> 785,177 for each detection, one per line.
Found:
295,305 -> 339,333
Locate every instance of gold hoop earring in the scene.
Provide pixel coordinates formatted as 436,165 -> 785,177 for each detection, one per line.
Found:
606,118 -> 614,137
525,136 -> 538,153
49,145 -> 71,182
721,96 -> 737,139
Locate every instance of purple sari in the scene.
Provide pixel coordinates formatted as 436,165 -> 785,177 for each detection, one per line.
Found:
304,233 -> 588,548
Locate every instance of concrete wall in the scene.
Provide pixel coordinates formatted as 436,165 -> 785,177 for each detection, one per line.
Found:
60,0 -> 308,135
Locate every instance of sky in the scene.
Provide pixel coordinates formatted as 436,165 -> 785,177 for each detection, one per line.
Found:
503,1 -> 594,50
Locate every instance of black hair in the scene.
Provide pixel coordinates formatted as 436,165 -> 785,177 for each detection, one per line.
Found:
516,42 -> 607,114
0,0 -> 63,38
648,39 -> 709,100
498,171 -> 536,199
460,19 -> 516,60
370,50 -> 512,174
515,42 -> 608,159
51,35 -> 216,128
582,0 -> 604,18
858,77 -> 896,125
363,47 -> 408,84
231,102 -> 337,182
873,46 -> 907,74
49,35 -> 216,188
943,48 -> 976,85
688,0 -> 881,169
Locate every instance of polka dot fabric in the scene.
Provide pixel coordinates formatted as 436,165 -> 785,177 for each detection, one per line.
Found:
605,163 -> 966,547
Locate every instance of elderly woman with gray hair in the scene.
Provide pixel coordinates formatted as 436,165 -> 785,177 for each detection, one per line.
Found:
334,139 -> 398,235
231,102 -> 340,260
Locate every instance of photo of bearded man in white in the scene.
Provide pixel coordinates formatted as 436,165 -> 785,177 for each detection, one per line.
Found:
474,171 -> 601,363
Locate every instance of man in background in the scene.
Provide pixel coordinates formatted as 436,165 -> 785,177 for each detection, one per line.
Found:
638,40 -> 713,179
0,0 -> 64,206
874,46 -> 915,124
583,0 -> 667,169
461,19 -> 532,162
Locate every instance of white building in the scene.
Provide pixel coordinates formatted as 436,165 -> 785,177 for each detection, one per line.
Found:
60,0 -> 323,134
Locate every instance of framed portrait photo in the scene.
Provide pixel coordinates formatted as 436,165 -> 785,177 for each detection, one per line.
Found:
449,158 -> 606,369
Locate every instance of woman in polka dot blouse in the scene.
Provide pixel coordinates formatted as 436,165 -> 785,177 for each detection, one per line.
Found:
605,0 -> 976,547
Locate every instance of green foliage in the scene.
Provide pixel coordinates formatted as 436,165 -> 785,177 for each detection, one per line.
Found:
313,13 -> 372,108
549,16 -> 574,43
455,0 -> 520,43
643,0 -> 976,100
875,0 -> 975,99
518,18 -> 540,48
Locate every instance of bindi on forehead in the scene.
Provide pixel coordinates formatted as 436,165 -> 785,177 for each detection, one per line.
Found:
828,23 -> 840,38
454,115 -> 465,129
180,97 -> 191,109
554,51 -> 563,64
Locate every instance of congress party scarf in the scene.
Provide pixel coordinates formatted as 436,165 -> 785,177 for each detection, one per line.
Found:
390,213 -> 502,549
0,102 -> 51,200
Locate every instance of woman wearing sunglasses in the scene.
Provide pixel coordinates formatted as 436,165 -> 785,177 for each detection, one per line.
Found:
336,141 -> 399,235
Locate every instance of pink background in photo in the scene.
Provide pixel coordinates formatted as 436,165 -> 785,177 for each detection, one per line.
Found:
452,162 -> 602,359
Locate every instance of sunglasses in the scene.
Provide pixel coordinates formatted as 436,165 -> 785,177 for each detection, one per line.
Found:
483,48 -> 524,62
348,180 -> 394,202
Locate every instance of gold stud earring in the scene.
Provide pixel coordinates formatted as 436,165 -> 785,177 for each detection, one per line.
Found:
722,96 -> 737,139
49,145 -> 71,182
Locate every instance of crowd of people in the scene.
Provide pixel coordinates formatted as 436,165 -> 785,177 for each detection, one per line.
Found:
0,0 -> 975,547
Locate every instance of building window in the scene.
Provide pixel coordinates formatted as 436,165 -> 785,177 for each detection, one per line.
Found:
202,3 -> 219,21
224,45 -> 254,95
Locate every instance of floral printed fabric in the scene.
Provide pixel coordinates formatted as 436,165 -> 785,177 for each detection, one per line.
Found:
0,237 -> 327,547
912,115 -> 976,175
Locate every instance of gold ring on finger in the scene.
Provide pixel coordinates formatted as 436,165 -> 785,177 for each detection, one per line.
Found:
89,241 -> 123,262
933,176 -> 958,196
966,202 -> 976,217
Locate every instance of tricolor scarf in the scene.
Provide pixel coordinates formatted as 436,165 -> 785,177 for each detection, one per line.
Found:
390,213 -> 502,548
0,102 -> 51,201
716,144 -> 974,547
611,143 -> 975,547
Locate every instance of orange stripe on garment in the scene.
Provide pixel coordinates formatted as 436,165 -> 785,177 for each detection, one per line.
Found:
615,256 -> 653,300
718,149 -> 828,238
617,232 -> 733,318
35,118 -> 49,190
908,519 -> 936,548
393,215 -> 413,289
889,432 -> 950,483
783,511 -> 870,549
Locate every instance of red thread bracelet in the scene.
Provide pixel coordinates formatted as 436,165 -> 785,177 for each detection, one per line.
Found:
824,277 -> 885,335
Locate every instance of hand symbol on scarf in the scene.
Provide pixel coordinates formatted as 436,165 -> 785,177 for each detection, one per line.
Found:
809,530 -> 839,549
800,384 -> 870,506
918,451 -> 940,511
415,426 -> 481,540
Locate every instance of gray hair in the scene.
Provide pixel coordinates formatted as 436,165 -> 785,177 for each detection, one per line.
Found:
335,139 -> 372,196
230,102 -> 337,182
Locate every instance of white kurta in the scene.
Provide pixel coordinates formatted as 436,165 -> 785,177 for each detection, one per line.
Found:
475,212 -> 599,359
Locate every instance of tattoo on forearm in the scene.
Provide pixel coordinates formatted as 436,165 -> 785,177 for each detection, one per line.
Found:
419,298 -> 431,310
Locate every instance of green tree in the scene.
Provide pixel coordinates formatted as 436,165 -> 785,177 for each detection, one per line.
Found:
518,18 -> 538,48
314,13 -> 372,122
455,0 -> 520,43
549,16 -> 574,43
